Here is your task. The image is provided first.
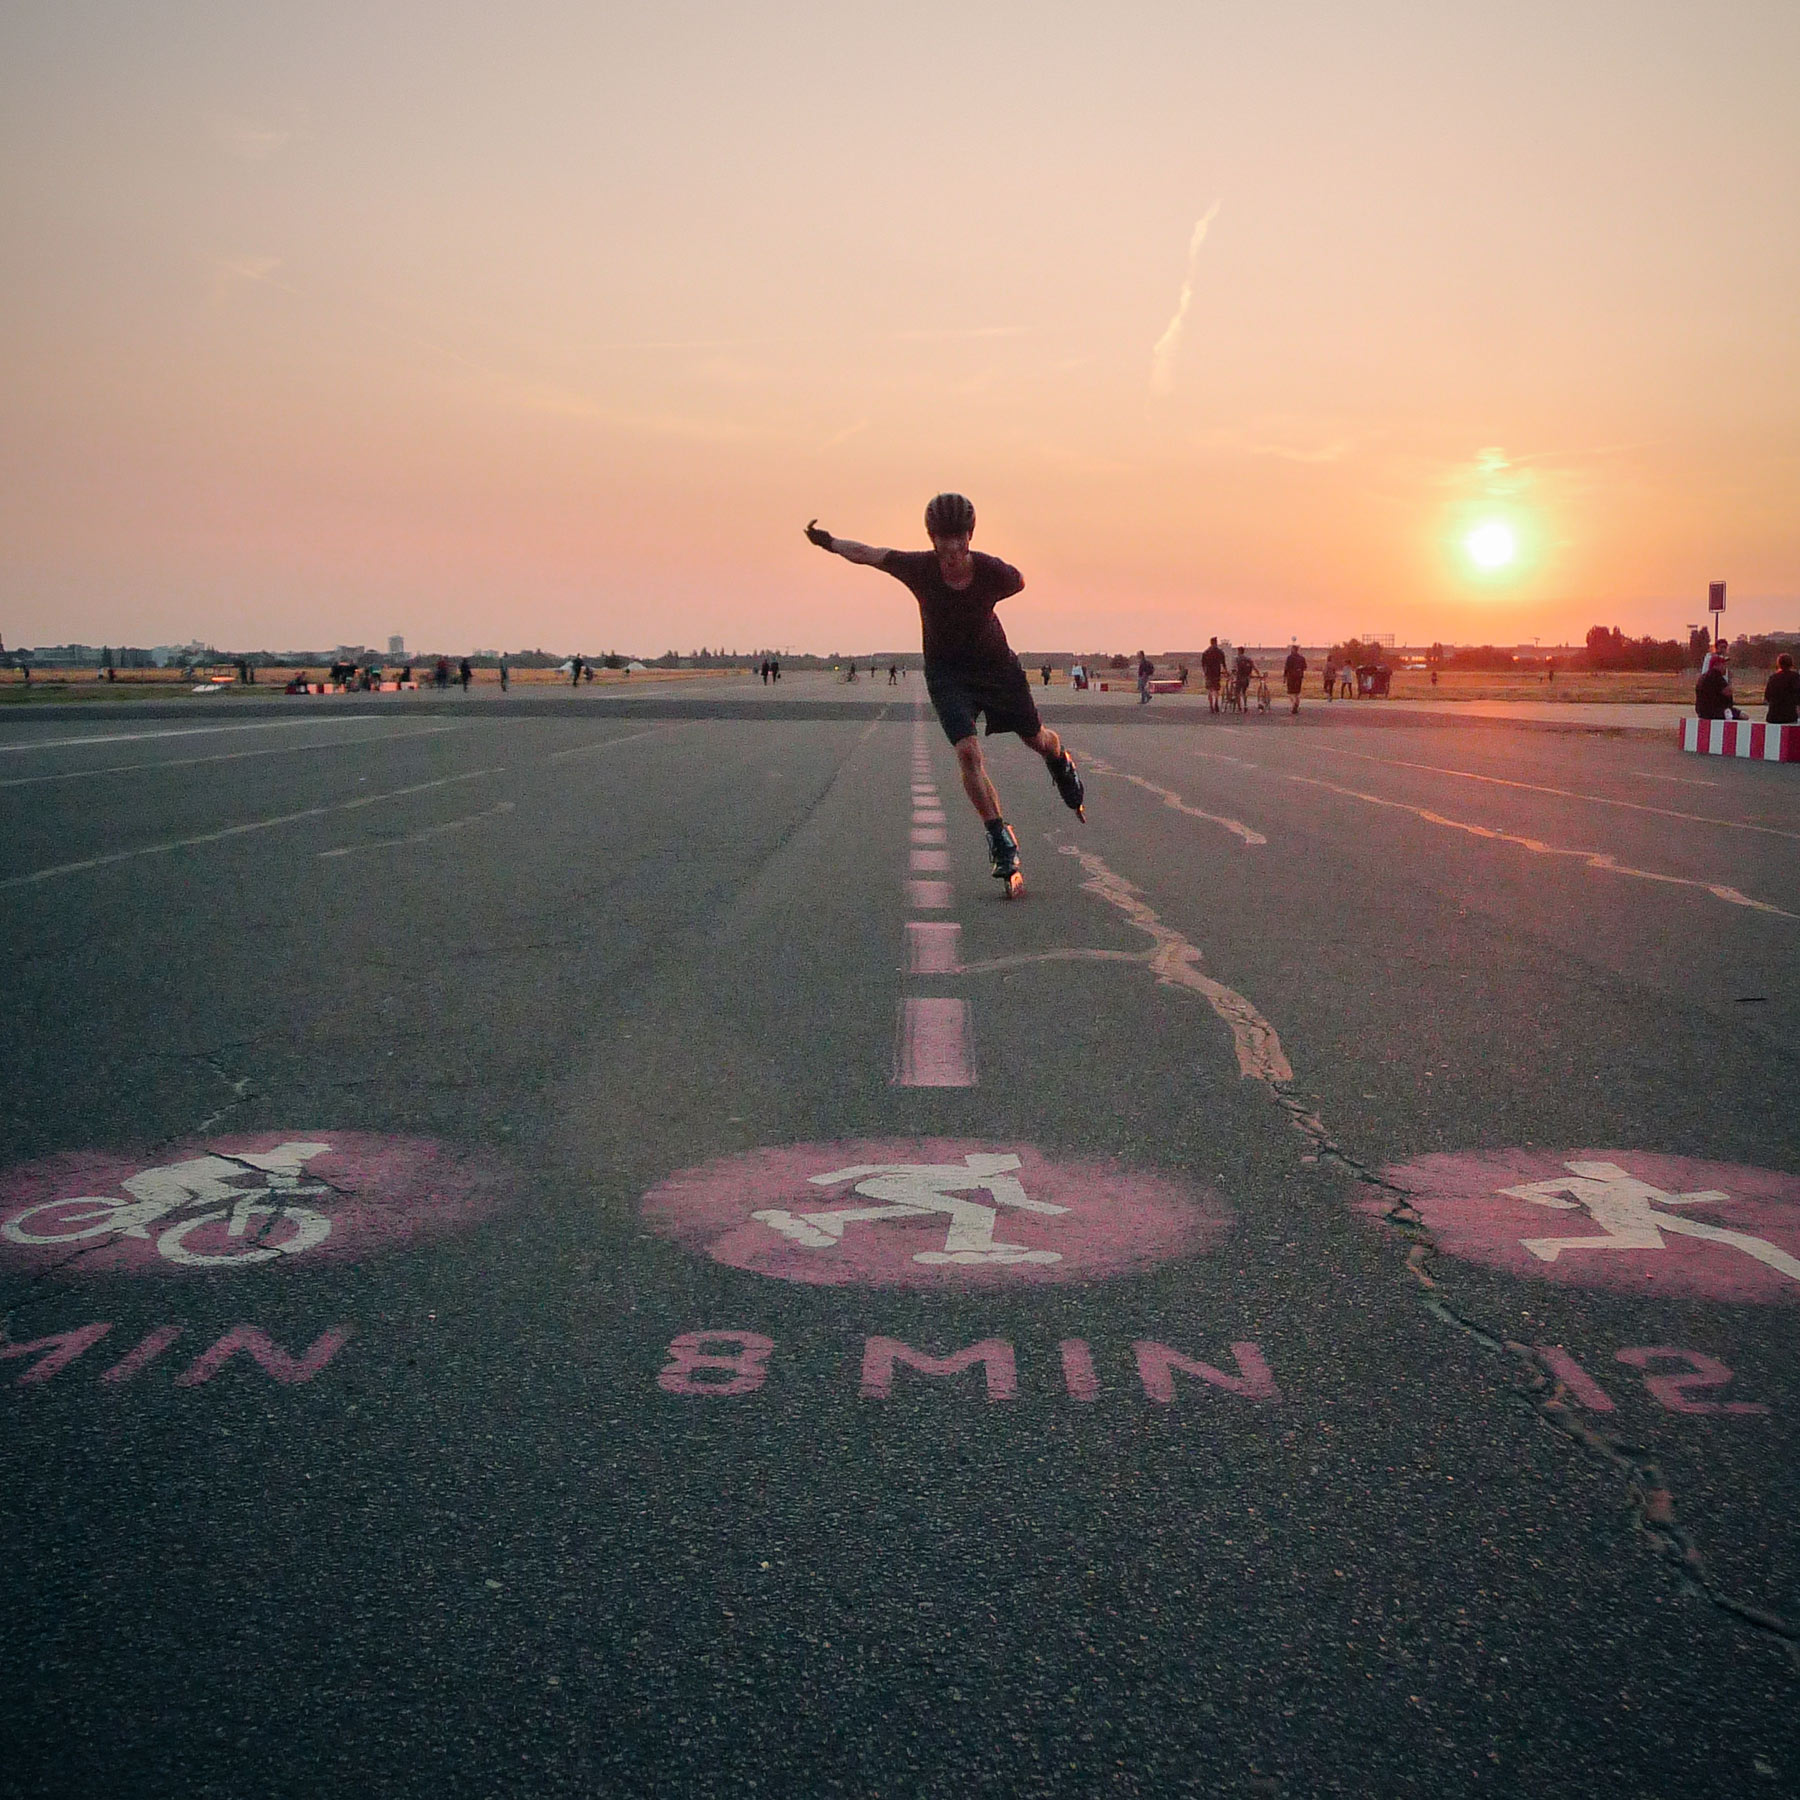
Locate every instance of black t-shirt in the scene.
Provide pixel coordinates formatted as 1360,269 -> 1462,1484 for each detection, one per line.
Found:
1695,667 -> 1732,719
1764,668 -> 1800,724
878,550 -> 1023,669
1200,646 -> 1226,681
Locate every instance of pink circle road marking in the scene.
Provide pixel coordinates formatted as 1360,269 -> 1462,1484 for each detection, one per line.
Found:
1370,1149 -> 1800,1305
640,1138 -> 1229,1288
0,1132 -> 512,1276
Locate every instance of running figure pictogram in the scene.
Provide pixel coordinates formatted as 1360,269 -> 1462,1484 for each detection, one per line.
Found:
751,1152 -> 1069,1265
805,495 -> 1085,898
1503,1158 -> 1800,1286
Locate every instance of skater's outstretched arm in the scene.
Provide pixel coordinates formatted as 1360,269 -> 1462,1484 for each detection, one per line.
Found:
805,520 -> 890,567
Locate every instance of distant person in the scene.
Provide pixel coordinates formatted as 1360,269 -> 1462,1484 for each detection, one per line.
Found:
1694,650 -> 1744,721
1763,653 -> 1799,725
803,492 -> 1086,893
1545,657 -> 1556,684
571,655 -> 583,687
1322,656 -> 1336,700
889,663 -> 899,685
584,661 -> 595,682
458,657 -> 472,692
435,656 -> 450,690
499,656 -> 510,692
1200,637 -> 1226,713
1136,651 -> 1153,706
771,658 -> 781,682
1177,663 -> 1188,688
1283,643 -> 1307,715
1040,663 -> 1052,687
1339,662 -> 1355,698
1430,664 -> 1439,687
759,659 -> 770,685
1233,647 -> 1256,710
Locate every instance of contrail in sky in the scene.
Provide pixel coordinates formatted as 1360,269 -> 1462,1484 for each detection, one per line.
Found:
1150,201 -> 1222,396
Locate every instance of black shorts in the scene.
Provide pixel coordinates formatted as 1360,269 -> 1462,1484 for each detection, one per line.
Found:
924,656 -> 1042,745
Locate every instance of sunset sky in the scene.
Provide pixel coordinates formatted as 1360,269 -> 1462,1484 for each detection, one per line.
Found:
3,2 -> 1797,655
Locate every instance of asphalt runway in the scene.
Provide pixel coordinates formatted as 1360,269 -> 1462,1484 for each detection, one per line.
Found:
2,686 -> 1796,1798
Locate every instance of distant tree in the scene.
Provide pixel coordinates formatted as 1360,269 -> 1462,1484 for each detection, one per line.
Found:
1688,626 -> 1714,664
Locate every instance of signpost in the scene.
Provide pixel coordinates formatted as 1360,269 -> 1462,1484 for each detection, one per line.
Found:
1709,579 -> 1726,648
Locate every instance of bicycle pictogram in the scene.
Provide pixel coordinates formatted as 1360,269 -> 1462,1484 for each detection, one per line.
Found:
2,1142 -> 335,1267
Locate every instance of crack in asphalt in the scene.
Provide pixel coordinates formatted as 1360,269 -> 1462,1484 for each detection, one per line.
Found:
1057,833 -> 1800,1676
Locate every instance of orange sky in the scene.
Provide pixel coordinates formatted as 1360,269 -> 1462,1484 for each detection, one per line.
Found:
3,2 -> 1797,654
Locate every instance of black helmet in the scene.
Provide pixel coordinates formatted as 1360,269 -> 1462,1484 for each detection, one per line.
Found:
924,492 -> 976,538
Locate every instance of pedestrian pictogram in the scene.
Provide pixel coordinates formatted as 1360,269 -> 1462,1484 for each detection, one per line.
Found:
642,1139 -> 1226,1288
754,1154 -> 1066,1267
1370,1150 -> 1800,1304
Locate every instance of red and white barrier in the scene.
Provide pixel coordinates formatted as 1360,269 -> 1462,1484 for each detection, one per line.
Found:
1679,717 -> 1800,761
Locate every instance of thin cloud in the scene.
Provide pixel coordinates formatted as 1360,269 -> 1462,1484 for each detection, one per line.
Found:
1150,201 -> 1222,397
819,419 -> 870,450
206,253 -> 294,302
890,325 -> 1029,343
211,113 -> 296,161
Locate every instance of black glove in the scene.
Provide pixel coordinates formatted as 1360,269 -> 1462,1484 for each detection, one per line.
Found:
804,519 -> 833,550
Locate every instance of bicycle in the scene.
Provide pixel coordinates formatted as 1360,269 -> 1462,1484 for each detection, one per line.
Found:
2,1143 -> 335,1268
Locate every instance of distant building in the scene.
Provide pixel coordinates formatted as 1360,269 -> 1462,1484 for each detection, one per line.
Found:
388,635 -> 405,656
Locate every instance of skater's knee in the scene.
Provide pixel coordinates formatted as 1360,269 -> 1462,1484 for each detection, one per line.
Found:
953,736 -> 984,772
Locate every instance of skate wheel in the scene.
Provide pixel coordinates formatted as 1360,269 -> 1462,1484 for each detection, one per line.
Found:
1004,872 -> 1025,900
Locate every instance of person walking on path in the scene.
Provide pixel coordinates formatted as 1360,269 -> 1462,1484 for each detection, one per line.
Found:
1136,651 -> 1154,705
1233,646 -> 1256,711
1200,638 -> 1226,714
458,657 -> 472,692
570,655 -> 584,687
499,656 -> 510,692
1764,653 -> 1800,725
805,493 -> 1085,890
1283,643 -> 1307,716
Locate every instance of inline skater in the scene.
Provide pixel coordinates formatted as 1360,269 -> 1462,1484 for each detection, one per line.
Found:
805,494 -> 1085,894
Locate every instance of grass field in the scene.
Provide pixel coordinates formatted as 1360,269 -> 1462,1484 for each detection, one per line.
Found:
0,665 -> 752,702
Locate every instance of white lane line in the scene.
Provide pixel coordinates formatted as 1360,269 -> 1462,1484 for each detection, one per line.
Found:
1057,843 -> 1294,1082
1277,769 -> 1798,921
907,878 -> 953,909
894,997 -> 976,1087
0,726 -> 467,789
906,922 -> 962,974
1629,770 -> 1718,788
0,718 -> 380,754
1295,742 -> 1800,843
911,827 -> 948,845
910,849 -> 952,872
1080,752 -> 1267,846
0,767 -> 504,891
547,723 -> 693,761
319,800 -> 516,858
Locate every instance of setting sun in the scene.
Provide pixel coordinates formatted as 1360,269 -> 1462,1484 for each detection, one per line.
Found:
1466,522 -> 1517,570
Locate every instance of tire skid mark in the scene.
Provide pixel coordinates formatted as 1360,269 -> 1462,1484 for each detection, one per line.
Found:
1078,752 -> 1267,845
0,767 -> 505,891
318,800 -> 517,859
1279,770 -> 1796,919
1058,835 -> 1800,1671
1299,741 -> 1799,843
1056,843 -> 1291,1081
1190,748 -> 1792,920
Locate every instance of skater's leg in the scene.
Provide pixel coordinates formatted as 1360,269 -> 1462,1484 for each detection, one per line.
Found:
1021,723 -> 1064,766
954,735 -> 1003,824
